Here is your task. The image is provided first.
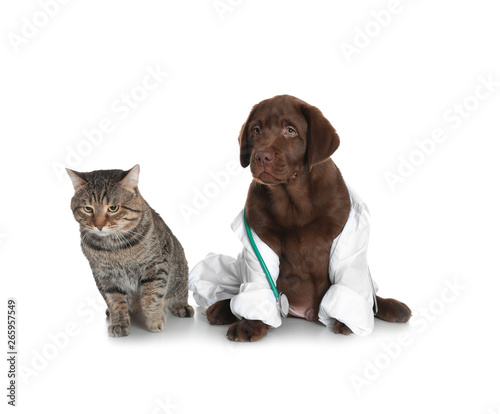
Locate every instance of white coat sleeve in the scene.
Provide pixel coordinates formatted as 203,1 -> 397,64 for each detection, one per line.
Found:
188,253 -> 242,310
318,190 -> 378,335
228,211 -> 283,328
188,211 -> 282,328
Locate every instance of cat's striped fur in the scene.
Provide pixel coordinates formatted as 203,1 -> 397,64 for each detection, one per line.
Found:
67,165 -> 193,337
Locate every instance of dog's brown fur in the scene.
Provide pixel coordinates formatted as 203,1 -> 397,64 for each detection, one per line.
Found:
207,95 -> 411,341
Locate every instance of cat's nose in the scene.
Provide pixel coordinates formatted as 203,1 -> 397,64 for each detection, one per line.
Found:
95,225 -> 104,231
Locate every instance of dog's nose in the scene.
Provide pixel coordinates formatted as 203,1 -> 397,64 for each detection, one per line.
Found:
254,150 -> 275,167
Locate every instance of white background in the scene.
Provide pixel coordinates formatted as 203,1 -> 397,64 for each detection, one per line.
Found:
1,1 -> 499,413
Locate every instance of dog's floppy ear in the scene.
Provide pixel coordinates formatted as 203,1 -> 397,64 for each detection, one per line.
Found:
238,105 -> 258,168
302,103 -> 340,170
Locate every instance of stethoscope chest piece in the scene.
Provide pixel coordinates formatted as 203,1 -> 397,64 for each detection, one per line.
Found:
278,293 -> 289,318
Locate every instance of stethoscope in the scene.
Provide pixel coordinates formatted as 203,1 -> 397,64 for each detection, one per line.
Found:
243,209 -> 289,318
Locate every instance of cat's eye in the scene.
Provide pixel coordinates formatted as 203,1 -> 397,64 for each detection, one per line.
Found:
108,205 -> 119,213
83,206 -> 93,213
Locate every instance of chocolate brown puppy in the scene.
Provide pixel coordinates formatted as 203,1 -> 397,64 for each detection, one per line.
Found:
207,95 -> 411,341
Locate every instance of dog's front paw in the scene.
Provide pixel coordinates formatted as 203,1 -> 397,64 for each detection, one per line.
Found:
108,322 -> 130,337
227,319 -> 270,342
207,299 -> 238,325
332,320 -> 353,335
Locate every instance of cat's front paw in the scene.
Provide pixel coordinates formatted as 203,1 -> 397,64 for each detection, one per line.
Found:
146,313 -> 166,333
108,322 -> 130,337
171,303 -> 194,318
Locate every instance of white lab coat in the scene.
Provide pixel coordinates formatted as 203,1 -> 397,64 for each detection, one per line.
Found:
188,186 -> 378,335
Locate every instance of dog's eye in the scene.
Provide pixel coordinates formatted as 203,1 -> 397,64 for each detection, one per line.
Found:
286,127 -> 297,136
252,127 -> 260,135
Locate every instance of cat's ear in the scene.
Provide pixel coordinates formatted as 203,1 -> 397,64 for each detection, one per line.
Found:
66,169 -> 87,190
119,165 -> 140,191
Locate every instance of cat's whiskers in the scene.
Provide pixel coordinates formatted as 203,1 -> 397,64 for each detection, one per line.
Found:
122,230 -> 148,241
112,230 -> 133,249
80,230 -> 89,246
80,228 -> 92,242
120,228 -> 150,249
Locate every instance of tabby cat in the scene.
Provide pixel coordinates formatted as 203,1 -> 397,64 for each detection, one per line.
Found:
67,165 -> 193,337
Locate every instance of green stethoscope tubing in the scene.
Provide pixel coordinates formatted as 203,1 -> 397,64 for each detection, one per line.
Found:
243,209 -> 288,317
243,209 -> 279,298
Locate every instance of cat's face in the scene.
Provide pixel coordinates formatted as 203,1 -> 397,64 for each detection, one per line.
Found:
67,165 -> 142,237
